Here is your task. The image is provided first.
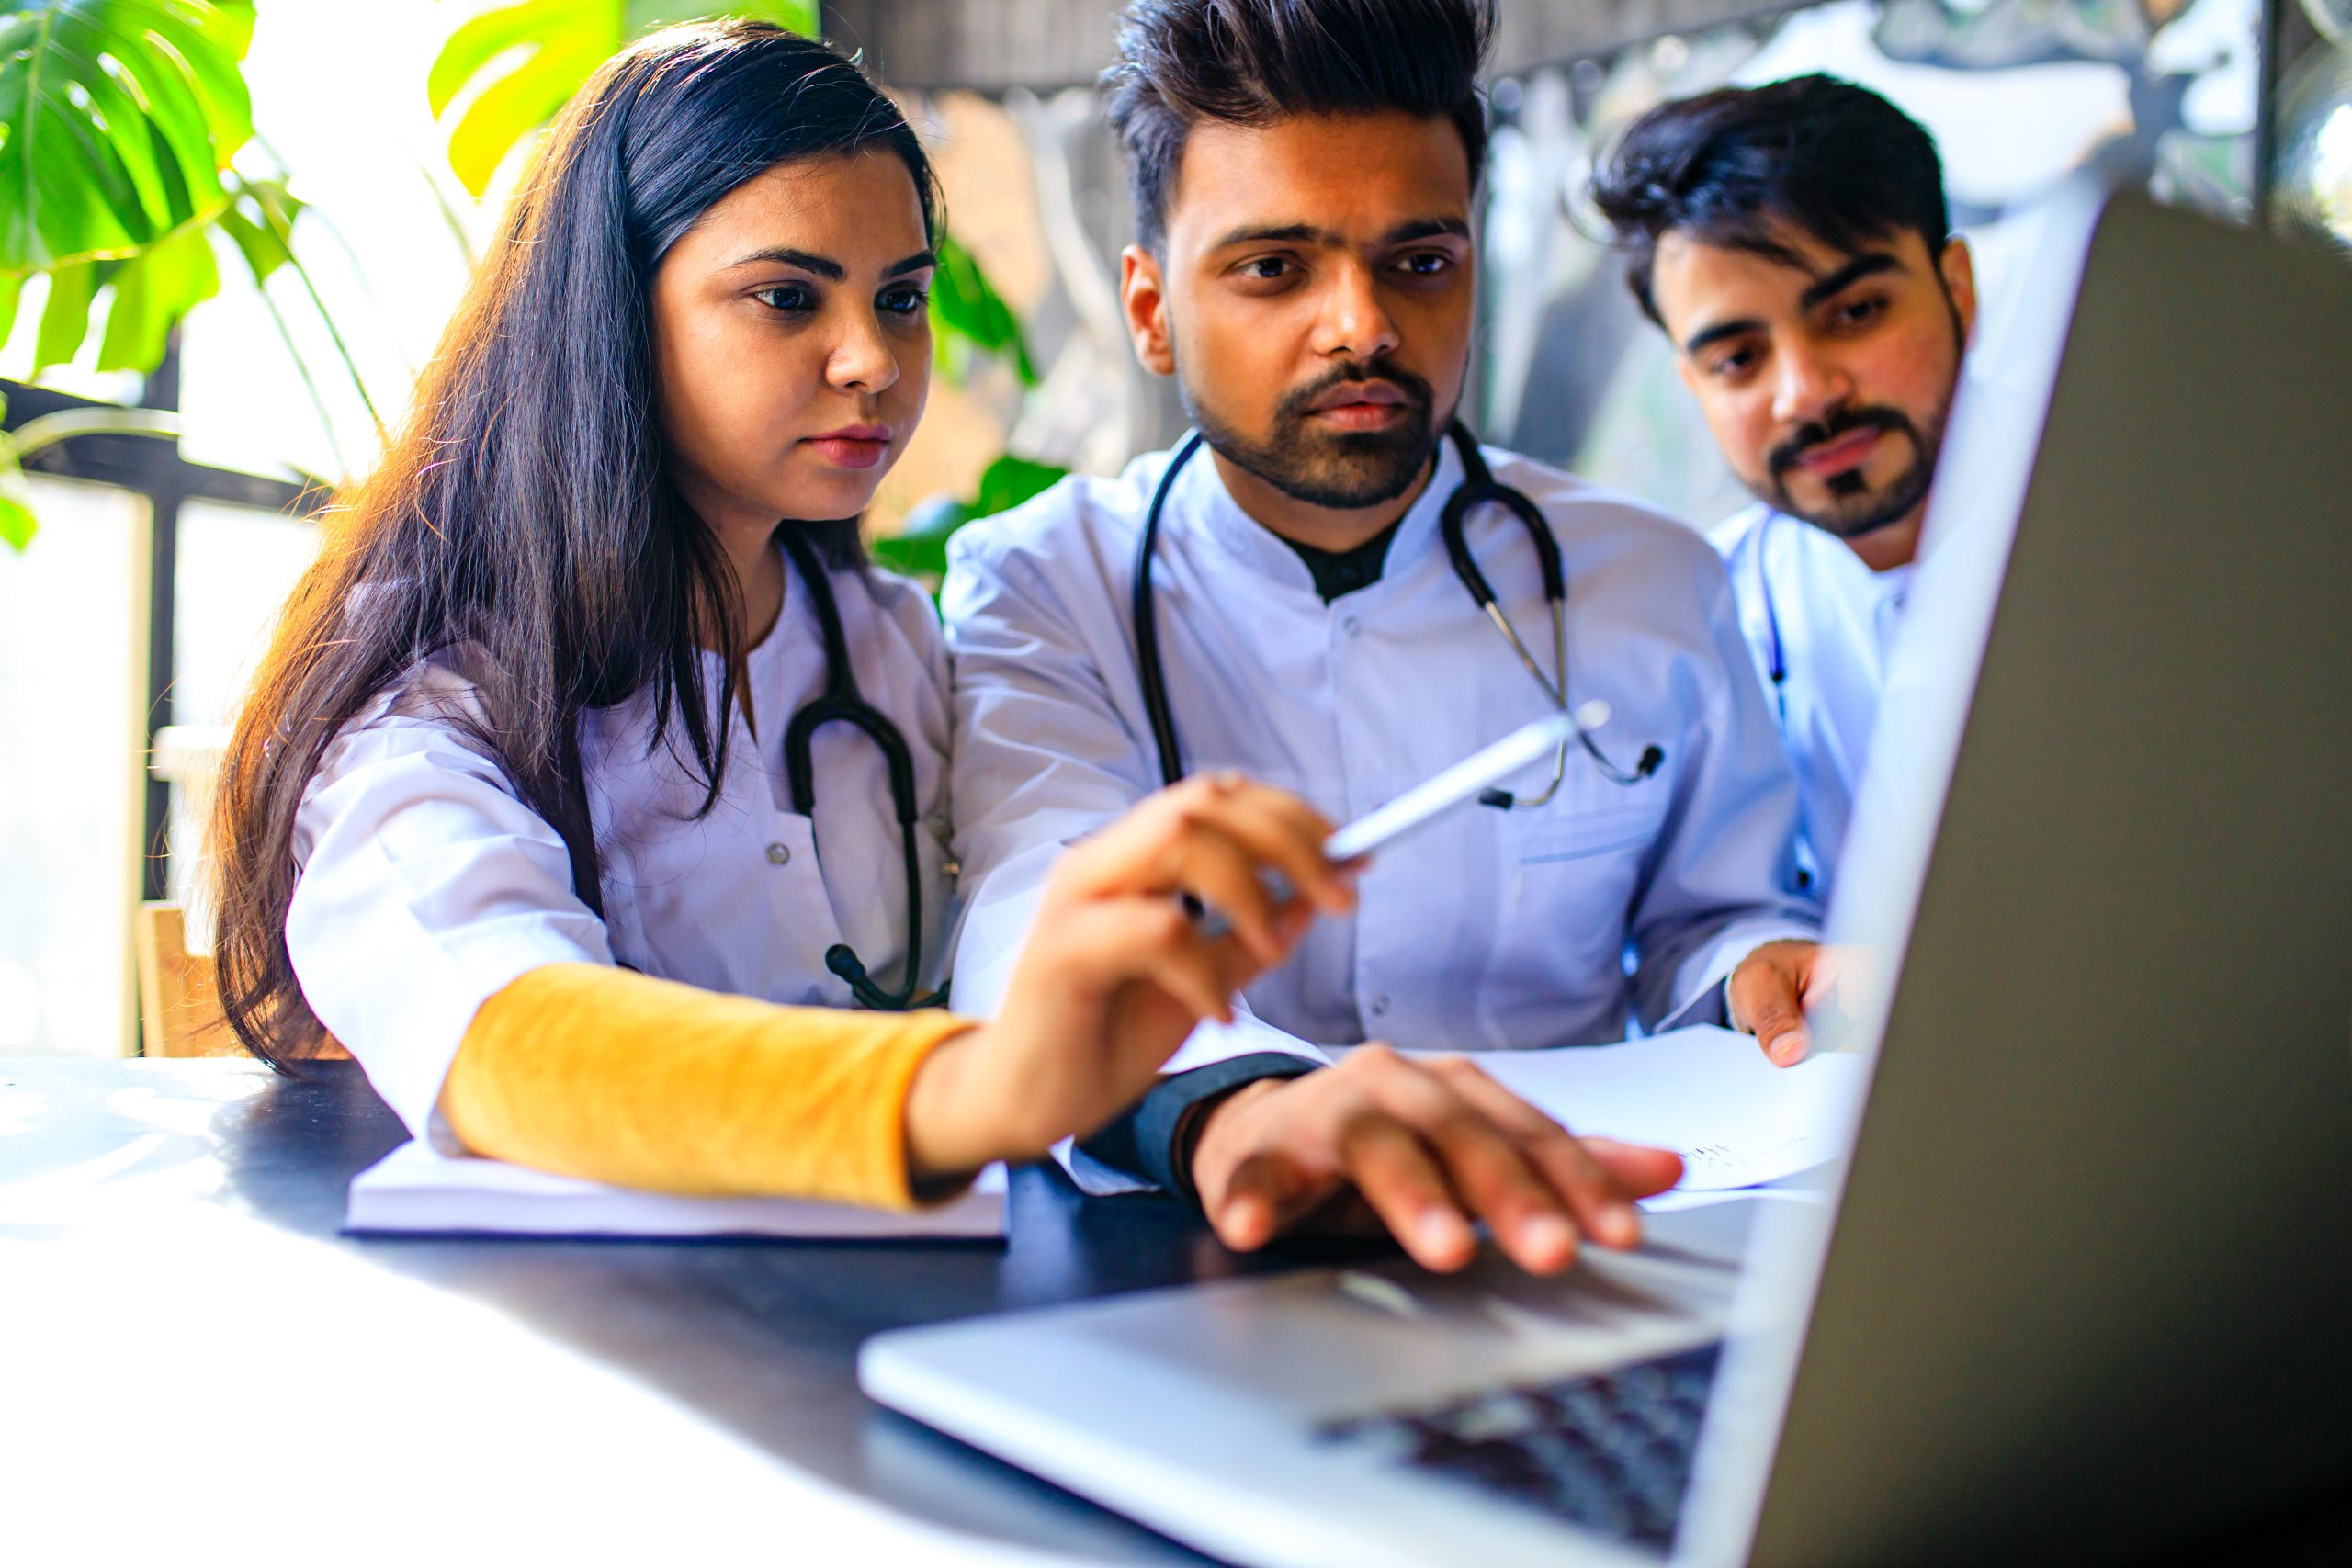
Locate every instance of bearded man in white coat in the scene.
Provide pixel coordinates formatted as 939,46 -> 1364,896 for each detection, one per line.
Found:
943,0 -> 1833,1272
1590,75 -> 1978,905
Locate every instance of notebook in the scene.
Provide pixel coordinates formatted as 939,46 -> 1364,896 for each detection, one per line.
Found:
345,1140 -> 1006,1240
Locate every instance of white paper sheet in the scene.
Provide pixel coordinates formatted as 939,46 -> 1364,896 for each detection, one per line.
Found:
344,1140 -> 1006,1239
1405,1026 -> 1868,1193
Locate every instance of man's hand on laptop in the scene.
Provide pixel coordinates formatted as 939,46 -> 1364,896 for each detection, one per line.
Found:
1182,1048 -> 1684,1274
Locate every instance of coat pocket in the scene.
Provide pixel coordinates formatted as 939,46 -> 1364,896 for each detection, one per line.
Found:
1475,798 -> 1669,1046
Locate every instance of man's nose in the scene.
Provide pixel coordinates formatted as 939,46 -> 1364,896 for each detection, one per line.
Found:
1771,342 -> 1854,427
1309,260 -> 1401,362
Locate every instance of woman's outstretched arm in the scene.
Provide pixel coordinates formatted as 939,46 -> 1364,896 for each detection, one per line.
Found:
440,773 -> 1356,1205
443,966 -> 977,1207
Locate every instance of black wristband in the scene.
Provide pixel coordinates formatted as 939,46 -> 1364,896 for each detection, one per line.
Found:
1078,1053 -> 1319,1197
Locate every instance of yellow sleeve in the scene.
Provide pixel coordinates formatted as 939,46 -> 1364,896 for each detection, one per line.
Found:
439,964 -> 977,1210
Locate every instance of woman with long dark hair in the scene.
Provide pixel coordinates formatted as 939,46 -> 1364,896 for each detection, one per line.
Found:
209,19 -> 1352,1203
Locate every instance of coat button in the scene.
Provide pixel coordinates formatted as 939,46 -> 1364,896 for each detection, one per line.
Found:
1341,615 -> 1363,637
1368,994 -> 1391,1018
765,842 -> 792,865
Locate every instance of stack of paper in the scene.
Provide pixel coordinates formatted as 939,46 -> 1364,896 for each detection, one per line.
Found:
1405,1025 -> 1867,1201
345,1142 -> 1006,1239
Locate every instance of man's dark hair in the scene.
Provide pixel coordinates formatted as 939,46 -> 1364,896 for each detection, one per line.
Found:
1589,74 -> 1950,326
1104,0 -> 1495,253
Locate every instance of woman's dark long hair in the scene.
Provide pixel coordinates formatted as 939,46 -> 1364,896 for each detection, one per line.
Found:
211,19 -> 938,1067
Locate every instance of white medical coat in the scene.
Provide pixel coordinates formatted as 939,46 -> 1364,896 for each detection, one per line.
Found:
943,437 -> 1820,1091
285,549 -> 956,1145
1712,502 -> 1915,906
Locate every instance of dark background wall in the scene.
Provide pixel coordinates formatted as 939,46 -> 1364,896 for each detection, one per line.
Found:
822,0 -> 1826,92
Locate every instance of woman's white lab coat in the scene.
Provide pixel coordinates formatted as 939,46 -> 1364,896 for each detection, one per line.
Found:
284,548 -> 955,1145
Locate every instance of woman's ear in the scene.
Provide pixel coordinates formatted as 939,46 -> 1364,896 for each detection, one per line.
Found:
1121,244 -> 1177,378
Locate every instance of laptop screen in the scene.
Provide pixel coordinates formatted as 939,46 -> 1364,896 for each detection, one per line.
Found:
1671,182 -> 2107,1568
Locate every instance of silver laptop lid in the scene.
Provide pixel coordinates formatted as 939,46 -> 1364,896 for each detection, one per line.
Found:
1686,186 -> 2352,1566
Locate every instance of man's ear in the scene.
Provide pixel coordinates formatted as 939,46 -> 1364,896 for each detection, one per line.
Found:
1121,244 -> 1176,378
1940,235 -> 1979,344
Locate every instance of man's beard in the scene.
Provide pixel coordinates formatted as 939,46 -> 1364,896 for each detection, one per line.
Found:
1182,357 -> 1442,511
1762,401 -> 1944,541
1758,292 -> 1962,540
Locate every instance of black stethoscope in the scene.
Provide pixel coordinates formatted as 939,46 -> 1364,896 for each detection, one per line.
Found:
1134,421 -> 1662,803
777,527 -> 944,1011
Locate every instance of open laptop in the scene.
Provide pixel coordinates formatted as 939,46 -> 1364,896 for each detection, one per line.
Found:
859,189 -> 2352,1567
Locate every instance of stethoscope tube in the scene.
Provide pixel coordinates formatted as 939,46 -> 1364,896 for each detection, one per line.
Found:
1755,511 -> 1790,730
776,528 -> 944,1011
1133,421 -> 1659,798
1135,430 -> 1206,789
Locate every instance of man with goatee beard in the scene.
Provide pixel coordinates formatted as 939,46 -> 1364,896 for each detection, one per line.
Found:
1592,74 -> 1977,904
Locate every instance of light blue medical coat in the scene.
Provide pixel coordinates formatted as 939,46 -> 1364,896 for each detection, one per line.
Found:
1712,502 -> 1915,907
944,437 -> 1821,1099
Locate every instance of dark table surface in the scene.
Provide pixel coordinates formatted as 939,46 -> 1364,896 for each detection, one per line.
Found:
5,1055 -> 2346,1567
1,1055 -> 1414,1565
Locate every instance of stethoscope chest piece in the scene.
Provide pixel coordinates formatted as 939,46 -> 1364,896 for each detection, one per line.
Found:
776,529 -> 945,1012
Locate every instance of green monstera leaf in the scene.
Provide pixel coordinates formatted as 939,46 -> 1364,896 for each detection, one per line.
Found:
0,1 -> 255,375
932,232 -> 1037,388
96,222 -> 220,370
426,0 -> 820,196
0,3 -> 372,549
0,1 -> 256,275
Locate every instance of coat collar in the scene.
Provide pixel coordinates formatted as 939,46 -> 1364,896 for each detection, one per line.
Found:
1170,431 -> 1468,600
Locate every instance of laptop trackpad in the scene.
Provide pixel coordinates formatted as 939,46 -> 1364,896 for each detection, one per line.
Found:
1074,1195 -> 1764,1419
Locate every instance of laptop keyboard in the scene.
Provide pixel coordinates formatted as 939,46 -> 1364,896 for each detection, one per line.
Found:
1312,1341 -> 1723,1553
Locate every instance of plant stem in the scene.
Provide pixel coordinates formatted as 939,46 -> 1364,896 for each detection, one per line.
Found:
254,197 -> 385,443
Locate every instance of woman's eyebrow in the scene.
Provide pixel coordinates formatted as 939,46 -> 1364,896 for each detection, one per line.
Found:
729,246 -> 842,279
724,246 -> 935,278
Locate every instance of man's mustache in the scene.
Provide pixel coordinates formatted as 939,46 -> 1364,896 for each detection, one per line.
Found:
1275,361 -> 1435,425
1768,406 -> 1918,480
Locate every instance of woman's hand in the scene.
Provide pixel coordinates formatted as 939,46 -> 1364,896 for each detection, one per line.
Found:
905,773 -> 1355,1181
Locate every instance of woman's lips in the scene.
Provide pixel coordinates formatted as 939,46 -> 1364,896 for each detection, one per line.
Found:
806,429 -> 891,469
1792,427 -> 1883,478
